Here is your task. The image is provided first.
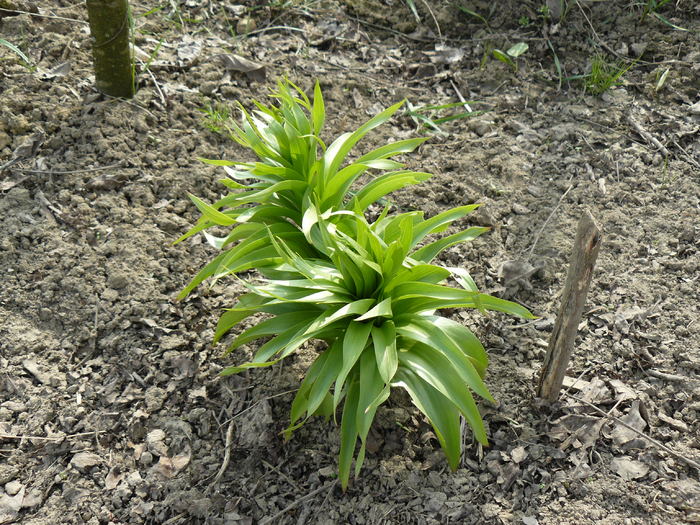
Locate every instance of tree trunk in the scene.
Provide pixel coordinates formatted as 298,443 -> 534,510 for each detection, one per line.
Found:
85,0 -> 134,98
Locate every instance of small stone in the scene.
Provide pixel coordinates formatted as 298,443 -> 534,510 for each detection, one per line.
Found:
630,43 -> 647,57
146,429 -> 169,457
0,465 -> 19,485
107,272 -> 129,290
139,451 -> 154,466
511,203 -> 530,215
318,466 -> 335,478
0,131 -> 11,150
236,16 -> 256,34
4,480 -> 22,496
0,401 -> 25,413
468,119 -> 492,137
71,452 -> 102,469
610,457 -> 649,480
510,446 -> 528,464
144,386 -> 167,412
425,491 -> 447,513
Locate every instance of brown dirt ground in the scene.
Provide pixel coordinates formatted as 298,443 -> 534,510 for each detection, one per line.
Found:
1,1 -> 699,524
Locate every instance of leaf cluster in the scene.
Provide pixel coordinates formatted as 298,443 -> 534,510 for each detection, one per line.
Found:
177,79 -> 534,489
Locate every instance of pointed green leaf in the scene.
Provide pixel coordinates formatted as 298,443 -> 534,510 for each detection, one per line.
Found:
399,345 -> 488,445
411,226 -> 489,263
333,321 -> 373,411
393,368 -> 463,470
372,321 -> 398,384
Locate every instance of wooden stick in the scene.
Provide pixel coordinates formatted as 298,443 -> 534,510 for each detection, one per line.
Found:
537,210 -> 602,401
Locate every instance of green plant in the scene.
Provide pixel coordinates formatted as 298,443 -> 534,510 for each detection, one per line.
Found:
639,0 -> 688,30
178,80 -> 534,490
0,38 -> 33,69
583,54 -> 633,95
214,207 -> 533,489
198,101 -> 233,134
457,5 -> 491,31
492,42 -> 529,72
404,100 -> 485,134
176,79 -> 429,297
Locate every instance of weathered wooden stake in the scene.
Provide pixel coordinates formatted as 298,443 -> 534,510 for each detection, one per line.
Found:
537,209 -> 602,402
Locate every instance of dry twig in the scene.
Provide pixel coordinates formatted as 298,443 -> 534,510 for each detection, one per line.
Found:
563,392 -> 700,472
209,420 -> 235,488
259,481 -> 338,525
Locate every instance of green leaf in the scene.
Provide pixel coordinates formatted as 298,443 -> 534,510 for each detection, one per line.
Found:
312,80 -> 325,135
493,49 -> 514,67
372,321 -> 398,383
333,321 -> 373,411
188,194 -> 237,226
355,138 -> 428,164
507,42 -> 529,58
425,315 -> 488,376
398,343 -> 489,445
410,205 -> 480,248
177,251 -> 229,300
351,171 -> 432,211
288,347 -> 333,435
0,38 -> 31,64
396,318 -> 493,401
393,368 -> 463,470
411,226 -> 489,262
355,350 -> 385,477
392,283 -> 536,318
355,297 -> 392,322
321,100 -> 405,184
226,311 -> 320,350
305,339 -> 344,419
383,264 -> 451,295
339,380 -> 360,491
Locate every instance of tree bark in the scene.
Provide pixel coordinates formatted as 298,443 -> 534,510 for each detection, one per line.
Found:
85,0 -> 134,98
537,209 -> 602,402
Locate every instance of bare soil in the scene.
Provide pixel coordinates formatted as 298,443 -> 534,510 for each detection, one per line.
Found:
1,1 -> 699,524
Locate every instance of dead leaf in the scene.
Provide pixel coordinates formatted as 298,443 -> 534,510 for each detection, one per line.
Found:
22,359 -> 50,385
426,44 -> 464,65
608,379 -> 637,402
151,450 -> 191,479
579,377 -> 611,404
188,385 -> 207,400
609,401 -> 647,448
40,61 -> 71,80
610,457 -> 649,480
176,36 -> 202,66
658,412 -> 689,433
217,53 -> 266,82
511,446 -> 528,464
70,451 -> 102,469
104,467 -> 124,490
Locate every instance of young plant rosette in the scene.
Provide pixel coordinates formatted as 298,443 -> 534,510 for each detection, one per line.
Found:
178,80 -> 535,490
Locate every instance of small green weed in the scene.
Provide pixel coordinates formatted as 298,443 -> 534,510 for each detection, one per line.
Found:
405,100 -> 485,134
0,38 -> 34,70
457,5 -> 491,31
198,102 -> 234,135
640,0 -> 689,31
492,42 -> 529,72
584,54 -> 633,95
